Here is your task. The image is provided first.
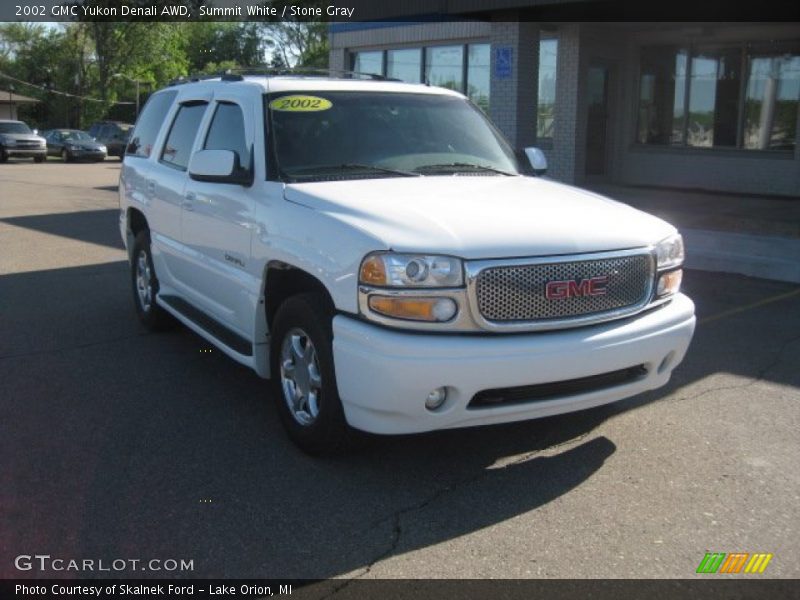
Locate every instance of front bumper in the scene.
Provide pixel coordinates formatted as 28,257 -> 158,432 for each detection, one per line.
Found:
67,148 -> 107,160
4,147 -> 46,158
332,293 -> 695,434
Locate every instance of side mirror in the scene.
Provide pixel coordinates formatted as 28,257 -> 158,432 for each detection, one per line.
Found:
524,147 -> 548,176
188,149 -> 252,185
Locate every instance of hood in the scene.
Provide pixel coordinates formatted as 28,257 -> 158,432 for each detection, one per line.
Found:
283,175 -> 676,259
64,139 -> 105,150
2,133 -> 45,143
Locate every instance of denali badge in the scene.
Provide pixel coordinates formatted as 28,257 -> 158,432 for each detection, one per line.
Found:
545,276 -> 609,299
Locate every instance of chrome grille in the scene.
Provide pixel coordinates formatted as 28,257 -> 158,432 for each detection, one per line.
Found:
15,140 -> 40,148
475,254 -> 653,322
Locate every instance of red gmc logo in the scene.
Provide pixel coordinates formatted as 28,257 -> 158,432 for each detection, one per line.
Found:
545,276 -> 609,299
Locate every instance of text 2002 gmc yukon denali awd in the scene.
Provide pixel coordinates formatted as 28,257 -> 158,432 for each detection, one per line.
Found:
119,73 -> 695,454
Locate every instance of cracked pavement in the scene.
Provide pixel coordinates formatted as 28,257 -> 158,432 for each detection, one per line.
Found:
1,161 -> 799,580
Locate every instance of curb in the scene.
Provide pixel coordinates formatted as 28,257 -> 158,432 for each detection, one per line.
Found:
683,228 -> 800,284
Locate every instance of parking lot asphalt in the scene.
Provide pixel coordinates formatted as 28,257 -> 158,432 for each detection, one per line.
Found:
1,160 -> 799,581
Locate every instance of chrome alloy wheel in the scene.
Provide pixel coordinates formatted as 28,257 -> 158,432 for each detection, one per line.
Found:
280,327 -> 322,426
135,250 -> 153,312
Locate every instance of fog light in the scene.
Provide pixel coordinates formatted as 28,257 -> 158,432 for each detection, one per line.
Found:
657,269 -> 683,297
425,387 -> 447,410
431,298 -> 457,321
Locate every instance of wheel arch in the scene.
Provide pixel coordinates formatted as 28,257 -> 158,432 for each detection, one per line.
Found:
125,207 -> 148,263
253,260 -> 337,380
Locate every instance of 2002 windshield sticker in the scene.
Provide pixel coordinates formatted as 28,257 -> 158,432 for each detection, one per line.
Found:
269,96 -> 332,112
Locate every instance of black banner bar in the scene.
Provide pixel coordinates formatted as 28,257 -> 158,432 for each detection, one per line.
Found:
2,579 -> 800,600
2,0 -> 799,22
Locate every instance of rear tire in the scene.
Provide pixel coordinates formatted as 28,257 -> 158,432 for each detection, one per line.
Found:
131,229 -> 174,331
271,293 -> 353,455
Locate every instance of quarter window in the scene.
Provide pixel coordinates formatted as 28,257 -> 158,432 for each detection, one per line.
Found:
127,91 -> 177,158
160,102 -> 207,170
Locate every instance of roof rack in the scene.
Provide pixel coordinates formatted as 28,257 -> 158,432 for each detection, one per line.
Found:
168,66 -> 401,87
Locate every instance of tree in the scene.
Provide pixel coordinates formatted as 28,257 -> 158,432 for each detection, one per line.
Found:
185,22 -> 266,73
261,22 -> 329,69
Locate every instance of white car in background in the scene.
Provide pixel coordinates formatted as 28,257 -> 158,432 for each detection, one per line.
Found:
0,119 -> 46,163
119,73 -> 695,454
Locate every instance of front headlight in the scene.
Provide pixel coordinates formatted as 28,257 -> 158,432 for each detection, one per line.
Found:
655,233 -> 684,270
1,136 -> 16,146
359,252 -> 463,288
654,233 -> 684,298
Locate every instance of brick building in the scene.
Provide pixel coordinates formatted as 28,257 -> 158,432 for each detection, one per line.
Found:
329,15 -> 800,196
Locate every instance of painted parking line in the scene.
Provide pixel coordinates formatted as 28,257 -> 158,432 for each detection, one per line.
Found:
699,288 -> 800,326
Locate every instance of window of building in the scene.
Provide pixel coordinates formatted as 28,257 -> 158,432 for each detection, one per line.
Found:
637,41 -> 799,151
538,38 -> 558,139
352,51 -> 383,76
160,102 -> 207,170
387,48 -> 422,83
425,45 -> 464,91
204,102 -> 250,168
351,43 -> 491,110
743,46 -> 800,150
467,44 -> 490,113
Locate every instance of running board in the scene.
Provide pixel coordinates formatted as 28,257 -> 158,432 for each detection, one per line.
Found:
158,295 -> 255,367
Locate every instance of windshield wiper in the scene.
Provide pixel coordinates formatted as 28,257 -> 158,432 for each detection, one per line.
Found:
414,162 -> 516,176
285,163 -> 420,180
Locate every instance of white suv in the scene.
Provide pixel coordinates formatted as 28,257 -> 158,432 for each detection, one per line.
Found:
119,73 -> 695,454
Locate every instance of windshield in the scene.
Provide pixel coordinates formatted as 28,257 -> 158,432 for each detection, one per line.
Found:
0,122 -> 32,134
266,91 -> 520,182
61,131 -> 92,141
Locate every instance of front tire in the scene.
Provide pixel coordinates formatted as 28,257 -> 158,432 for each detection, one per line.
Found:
271,293 -> 353,455
131,229 -> 174,331
0,149 -> 8,163
61,149 -> 71,163
33,155 -> 45,163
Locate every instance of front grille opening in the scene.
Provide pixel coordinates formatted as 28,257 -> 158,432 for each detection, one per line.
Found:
468,365 -> 648,410
476,255 -> 652,323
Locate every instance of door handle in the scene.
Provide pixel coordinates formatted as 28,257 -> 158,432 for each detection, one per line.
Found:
182,192 -> 196,211
146,179 -> 156,195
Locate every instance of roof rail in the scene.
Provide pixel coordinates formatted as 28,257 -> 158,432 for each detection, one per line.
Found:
166,66 -> 403,88
226,66 -> 401,81
166,72 -> 224,86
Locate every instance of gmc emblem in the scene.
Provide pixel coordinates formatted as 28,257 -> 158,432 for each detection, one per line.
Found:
545,276 -> 609,299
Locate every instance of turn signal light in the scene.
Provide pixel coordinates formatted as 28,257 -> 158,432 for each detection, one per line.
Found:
657,269 -> 683,297
368,296 -> 457,322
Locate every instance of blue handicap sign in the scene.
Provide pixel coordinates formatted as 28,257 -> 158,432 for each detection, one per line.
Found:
495,46 -> 513,79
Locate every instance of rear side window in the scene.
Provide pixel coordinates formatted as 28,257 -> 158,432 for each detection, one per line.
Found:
160,102 -> 207,170
126,91 -> 177,158
204,102 -> 250,168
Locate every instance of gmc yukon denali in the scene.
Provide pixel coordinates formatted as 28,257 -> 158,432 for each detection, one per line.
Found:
119,73 -> 696,454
